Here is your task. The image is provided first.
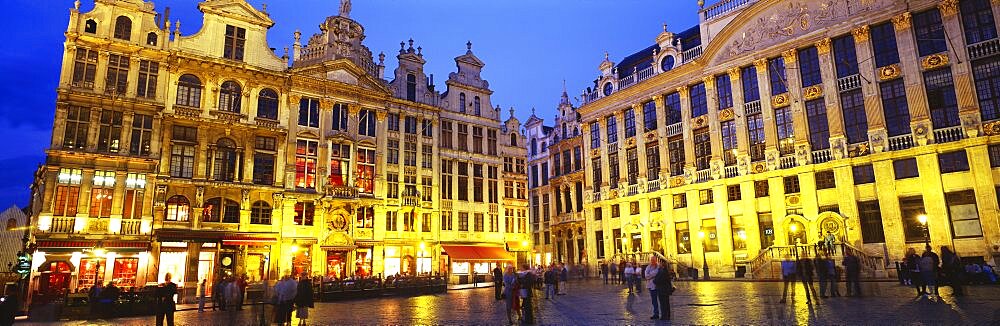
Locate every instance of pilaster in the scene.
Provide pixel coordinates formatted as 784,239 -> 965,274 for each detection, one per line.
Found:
892,12 -> 933,139
940,1 -> 983,137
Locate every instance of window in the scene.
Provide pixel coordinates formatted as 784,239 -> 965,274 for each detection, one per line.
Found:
404,116 -> 418,135
113,16 -> 132,40
457,124 -> 468,151
871,23 -> 900,67
626,148 -> 639,185
645,142 -> 660,180
386,139 -> 399,165
405,211 -> 416,232
606,116 -> 618,144
893,158 -> 919,179
295,139 -> 318,189
458,212 -> 469,231
250,201 -> 271,225
473,126 -> 484,154
146,32 -> 157,46
731,216 -> 747,250
880,79 -> 912,136
675,222 -> 691,254
754,180 -> 769,197
90,171 -> 114,218
853,164 -> 875,184
741,65 -> 760,102
572,146 -> 582,171
924,68 -> 961,128
840,89 -> 868,144
668,137 -> 685,176
97,110 -> 123,153
690,83 -> 708,117
474,96 -> 482,116
176,74 -> 203,108
422,176 -> 433,202
457,162 -> 469,201
716,73 -> 734,110
589,122 -> 601,148
775,107 -> 794,155
783,176 -> 800,194
122,173 -> 145,219
387,113 -> 401,132
562,150 -> 572,175
294,202 -> 314,226
169,126 -> 197,178
406,73 -> 417,102
815,170 -> 836,190
974,56 -> 1000,121
441,211 -> 453,231
474,213 -> 484,232
165,195 -> 189,222
769,56 -> 787,95
962,0 -> 998,44
945,190 -> 982,238
421,144 -> 433,169
84,19 -> 97,33
990,144 -> 1000,167
441,160 -> 453,200
758,213 -> 775,248
224,25 -> 246,60
702,219 -> 719,252
72,48 -> 98,88
357,109 -> 376,137
748,113 -> 765,162
673,193 -> 687,209
642,101 -> 658,132
54,169 -> 82,217
693,128 -> 711,170
204,197 -> 240,223
611,204 -> 620,218
721,120 -> 736,166
423,119 -> 434,138
595,230 -> 605,259
356,148 -> 376,194
900,196 -> 927,242
105,54 -> 129,95
473,164 -> 484,202
939,150 -> 970,173
591,157 -> 602,188
459,93 -> 466,113
913,9 -> 948,56
833,35 -> 859,78
331,103 -> 349,131
858,200 -> 885,243
805,99 -> 830,149
386,174 -> 399,199
623,107 -> 636,138
798,47 -> 822,87
727,185 -> 741,201
295,98 -> 318,127
218,81 -> 242,113
665,92 -> 682,124
253,137 -> 277,185
212,138 -> 239,182
545,231 -> 551,245
136,60 -> 158,98
424,213 -> 433,232
440,121 -> 452,148
699,189 -> 714,205
608,153 -> 619,187
356,206 -> 374,228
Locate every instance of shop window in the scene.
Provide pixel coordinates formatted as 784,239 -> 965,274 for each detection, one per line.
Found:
675,222 -> 691,254
731,216 -> 747,251
78,258 -> 106,290
113,258 -> 139,289
758,213 -> 775,249
900,196 -> 928,243
702,219 -> 719,252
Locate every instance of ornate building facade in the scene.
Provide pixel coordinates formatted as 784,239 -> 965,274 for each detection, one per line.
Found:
28,0 -> 528,303
557,0 -> 1000,278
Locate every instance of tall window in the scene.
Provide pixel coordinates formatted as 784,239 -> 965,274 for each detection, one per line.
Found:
690,83 -> 708,117
675,222 -> 691,254
331,103 -> 348,131
423,176 -> 433,202
294,202 -> 314,226
97,110 -> 123,153
562,150 -> 572,175
212,138 -> 239,182
768,56 -> 787,95
608,152 -> 620,187
623,107 -> 636,138
54,168 -> 82,217
113,16 -> 132,40
404,140 -> 417,166
717,74 -> 733,109
205,197 -> 240,223
973,56 -> 1000,121
406,73 -> 417,102
253,136 -> 277,185
90,171 -> 115,218
693,128 -> 711,170
833,35 -> 859,78
924,69 -> 961,128
356,148 -> 376,194
459,93 -> 466,113
388,113 -> 400,131
747,113 -> 765,161
871,22 -> 901,67
457,162 -> 469,201
473,164 -> 484,202
474,96 -> 482,116
900,196 -> 927,242
441,160 -> 453,200
590,122 -> 601,148
224,25 -> 246,61
841,90 -> 868,144
626,147 -> 639,185
880,79 -> 912,136
488,129 -> 498,155
298,98 -> 320,128
122,173 -> 145,219
359,109 -> 376,137
961,0 -> 998,44
798,47 -> 822,87
947,190 -> 982,238
858,200 -> 885,243
574,146 -> 582,171
386,174 -> 399,199
665,92 -> 682,124
775,107 -> 794,155
423,119 -> 434,137
250,201 -> 271,225
356,206 -> 374,228
63,106 -> 90,150
422,144 -> 433,169
441,211 -> 453,231
441,121 -> 452,148
592,157 -> 602,188
913,9 -> 948,56
72,48 -> 98,88
721,120 -> 736,166
404,211 -> 416,232
105,54 -> 129,95
136,60 -> 158,98
295,139 -> 318,189
218,81 -> 242,113
606,116 -> 618,144
458,212 -> 469,231
741,65 -> 760,102
165,195 -> 189,222
176,74 -> 203,108
668,137 -> 685,176
472,127 -> 484,153
805,99 -> 830,149
457,124 -> 468,150
405,116 -> 417,134
642,101 -> 658,132
253,89 -> 278,120
474,213 -> 484,232
169,125 -> 197,178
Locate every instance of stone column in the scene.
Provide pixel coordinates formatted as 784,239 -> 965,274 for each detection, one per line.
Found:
704,75 -> 724,179
729,68 -> 749,157
781,49 -> 809,151
652,95 -> 671,178
614,110 -> 626,188
892,12 -> 933,144
126,56 -> 141,98
754,58 -> 779,162
939,0 -> 984,137
120,112 -> 134,156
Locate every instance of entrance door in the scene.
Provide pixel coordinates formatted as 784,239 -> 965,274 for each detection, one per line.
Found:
786,220 -> 806,245
39,261 -> 71,299
631,234 -> 642,253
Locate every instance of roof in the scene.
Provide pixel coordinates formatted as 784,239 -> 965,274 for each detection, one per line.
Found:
677,25 -> 701,48
616,44 -> 659,78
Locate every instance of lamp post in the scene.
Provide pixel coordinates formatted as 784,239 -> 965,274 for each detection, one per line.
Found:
788,224 -> 800,260
91,241 -> 106,288
917,214 -> 929,245
698,230 -> 709,280
289,239 -> 300,275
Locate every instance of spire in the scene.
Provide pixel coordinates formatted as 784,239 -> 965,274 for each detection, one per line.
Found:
509,107 -> 515,119
560,80 -> 570,106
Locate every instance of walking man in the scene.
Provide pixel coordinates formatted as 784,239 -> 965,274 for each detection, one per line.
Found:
154,273 -> 178,326
844,250 -> 862,297
543,265 -> 557,300
797,256 -> 816,303
558,262 -> 569,295
295,272 -> 314,326
493,265 -> 504,301
518,264 -> 536,324
624,263 -> 636,294
610,261 -> 618,284
919,245 -> 939,298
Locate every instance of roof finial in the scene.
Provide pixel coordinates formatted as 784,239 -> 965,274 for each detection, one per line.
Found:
531,107 -> 536,116
339,0 -> 352,18
698,0 -> 705,8
467,40 -> 472,51
509,106 -> 515,119
604,51 -> 609,61
562,79 -> 567,93
663,23 -> 668,32
262,3 -> 267,12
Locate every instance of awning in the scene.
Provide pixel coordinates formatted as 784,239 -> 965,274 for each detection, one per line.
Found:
442,245 -> 512,261
221,234 -> 277,246
506,241 -> 531,252
156,228 -> 230,242
37,240 -> 149,252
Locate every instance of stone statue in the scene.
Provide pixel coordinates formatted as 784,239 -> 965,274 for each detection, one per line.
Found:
339,0 -> 351,17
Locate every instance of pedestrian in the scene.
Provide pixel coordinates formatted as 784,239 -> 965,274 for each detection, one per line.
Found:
558,262 -> 568,295
824,231 -> 836,256
518,264 -> 536,324
826,256 -> 840,297
644,257 -> 662,320
940,246 -> 964,296
920,245 -> 939,298
633,263 -> 643,294
493,265 -> 504,301
815,256 -> 830,298
102,281 -> 121,318
295,272 -> 314,326
624,263 -> 636,294
543,265 -> 557,299
198,279 -> 207,313
609,261 -> 618,284
619,260 -> 627,285
779,256 -> 797,303
502,265 -> 519,324
652,259 -> 673,320
212,277 -> 224,311
88,281 -> 103,318
905,248 -> 924,296
224,277 -> 240,312
600,261 -> 609,285
236,273 -> 247,310
843,250 -> 862,297
154,273 -> 178,326
273,273 -> 298,325
797,256 -> 816,303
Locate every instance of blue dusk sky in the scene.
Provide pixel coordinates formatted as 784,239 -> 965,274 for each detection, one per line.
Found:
0,0 -> 702,208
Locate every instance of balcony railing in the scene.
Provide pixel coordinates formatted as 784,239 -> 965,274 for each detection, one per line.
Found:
968,38 -> 1000,60
666,122 -> 683,137
120,219 -> 142,235
45,217 -> 76,233
627,183 -> 641,197
724,165 -> 739,179
646,179 -> 661,192
695,169 -> 711,183
328,185 -> 359,199
702,0 -> 757,21
636,66 -> 655,82
682,45 -> 703,64
606,143 -> 618,154
744,100 -> 762,115
837,74 -> 862,92
592,192 -> 603,202
811,149 -> 831,164
887,134 -> 914,151
933,125 -> 965,144
779,156 -> 797,169
402,196 -> 420,207
618,73 -> 636,89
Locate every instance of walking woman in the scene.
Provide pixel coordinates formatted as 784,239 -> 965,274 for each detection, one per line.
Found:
502,265 -> 519,324
940,246 -> 964,296
295,272 -> 314,325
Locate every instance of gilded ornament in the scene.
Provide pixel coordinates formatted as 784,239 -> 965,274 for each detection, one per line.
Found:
781,49 -> 797,64
892,12 -> 911,31
727,67 -> 741,80
751,162 -> 767,174
670,176 -> 686,187
983,120 -> 1000,136
878,64 -> 902,81
626,137 -> 636,148
676,86 -> 690,97
692,116 -> 707,129
702,75 -> 716,89
852,25 -> 870,43
921,53 -> 950,70
645,131 -> 658,140
785,194 -> 801,206
771,93 -> 790,108
814,38 -> 831,55
719,108 -> 735,121
752,58 -> 768,70
590,148 -> 600,157
938,0 -> 958,17
803,85 -> 823,100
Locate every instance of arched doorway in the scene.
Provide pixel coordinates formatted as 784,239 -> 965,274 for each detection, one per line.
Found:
785,219 -> 807,245
818,211 -> 847,244
38,261 -> 72,300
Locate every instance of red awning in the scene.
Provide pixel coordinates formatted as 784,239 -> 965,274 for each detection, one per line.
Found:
221,234 -> 277,246
442,245 -> 512,261
37,240 -> 148,251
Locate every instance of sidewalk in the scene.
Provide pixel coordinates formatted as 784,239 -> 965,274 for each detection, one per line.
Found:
448,282 -> 496,290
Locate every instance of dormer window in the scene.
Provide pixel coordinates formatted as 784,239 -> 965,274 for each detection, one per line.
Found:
84,19 -> 97,34
146,32 -> 158,46
113,16 -> 131,40
224,25 -> 246,61
660,55 -> 675,72
602,82 -> 613,96
406,73 -> 417,102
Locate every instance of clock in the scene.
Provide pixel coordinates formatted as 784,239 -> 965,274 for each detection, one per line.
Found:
332,215 -> 348,231
221,256 -> 233,267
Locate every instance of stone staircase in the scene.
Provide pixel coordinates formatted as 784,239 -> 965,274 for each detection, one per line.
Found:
747,243 -> 886,280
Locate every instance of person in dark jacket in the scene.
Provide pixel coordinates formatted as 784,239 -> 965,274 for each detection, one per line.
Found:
294,273 -> 314,326
940,246 -> 964,296
652,258 -> 673,320
920,245 -> 940,297
155,273 -> 178,326
905,248 -> 923,295
100,281 -> 121,318
518,264 -> 536,324
600,262 -> 609,285
492,266 -> 504,301
543,265 -> 558,300
843,250 -> 862,296
815,256 -> 831,298
797,257 -> 816,303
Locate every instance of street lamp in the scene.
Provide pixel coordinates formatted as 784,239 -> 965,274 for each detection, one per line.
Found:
698,230 -> 709,280
917,214 -> 929,245
91,241 -> 106,289
788,224 -> 800,260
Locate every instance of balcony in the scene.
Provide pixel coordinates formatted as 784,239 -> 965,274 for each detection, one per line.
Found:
682,45 -> 704,64
702,0 -> 757,21
173,106 -> 201,118
887,134 -> 914,151
402,195 -> 420,207
209,110 -> 246,123
41,217 -> 76,234
666,122 -> 683,137
968,38 -> 1000,60
779,156 -> 797,170
627,183 -> 641,197
695,169 -> 711,183
119,219 -> 143,235
592,192 -> 603,202
837,74 -> 862,92
744,100 -> 762,115
255,118 -> 280,129
933,125 -> 965,144
327,185 -> 359,199
606,143 -> 618,154
811,149 -> 831,164
646,179 -> 661,192
724,165 -> 739,179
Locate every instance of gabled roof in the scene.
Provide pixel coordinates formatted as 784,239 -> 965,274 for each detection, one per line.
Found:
198,0 -> 274,28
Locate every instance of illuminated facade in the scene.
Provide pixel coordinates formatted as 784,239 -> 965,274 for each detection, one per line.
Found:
28,0 -> 528,303
559,0 -> 1000,278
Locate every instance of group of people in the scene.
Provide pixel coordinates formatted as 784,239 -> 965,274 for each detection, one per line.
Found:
198,274 -> 247,313
779,251 -> 862,303
901,245 -> 980,298
272,272 -> 315,326
599,260 -> 654,294
86,280 -> 121,318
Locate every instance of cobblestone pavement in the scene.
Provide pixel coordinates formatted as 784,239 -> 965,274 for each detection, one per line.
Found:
24,279 -> 1000,325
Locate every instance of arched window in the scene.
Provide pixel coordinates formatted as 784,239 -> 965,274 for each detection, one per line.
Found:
213,138 -> 239,182
176,74 -> 202,108
218,81 -> 242,113
146,32 -> 158,46
204,197 -> 240,223
510,133 -> 517,146
84,19 -> 97,34
474,96 -> 481,116
256,88 -> 279,120
6,218 -> 17,231
406,73 -> 417,102
459,93 -> 466,113
165,195 -> 190,221
113,16 -> 132,41
250,201 -> 271,224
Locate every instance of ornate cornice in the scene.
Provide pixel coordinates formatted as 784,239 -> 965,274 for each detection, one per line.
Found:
727,67 -> 741,80
781,49 -> 797,64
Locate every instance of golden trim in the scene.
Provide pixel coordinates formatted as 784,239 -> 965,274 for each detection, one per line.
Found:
644,131 -> 658,141
852,25 -> 870,43
669,176 -> 686,187
781,49 -> 797,64
727,67 -> 741,80
983,120 -> 1000,136
921,53 -> 950,70
771,93 -> 790,108
753,58 -> 767,70
939,0 -> 959,17
892,12 -> 912,31
751,162 -> 767,174
814,38 -> 831,55
625,137 -> 637,148
692,116 -> 708,129
878,64 -> 902,81
803,85 -> 823,101
718,108 -> 735,121
590,148 -> 600,157
702,75 -> 716,89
